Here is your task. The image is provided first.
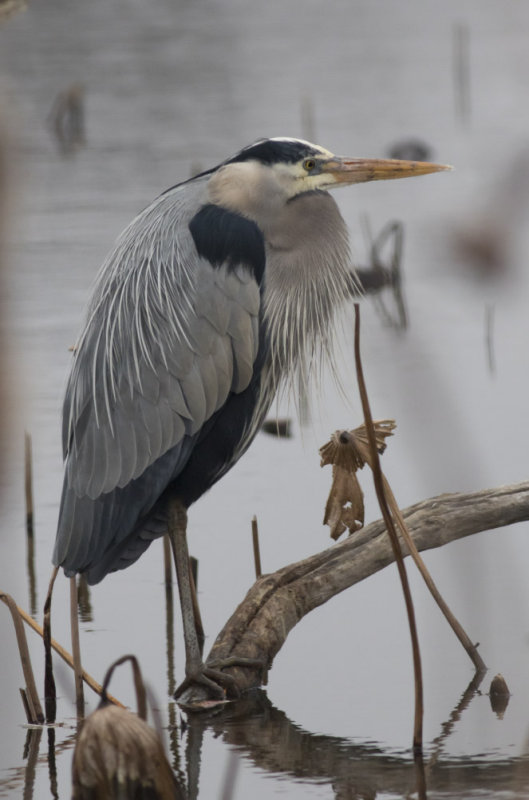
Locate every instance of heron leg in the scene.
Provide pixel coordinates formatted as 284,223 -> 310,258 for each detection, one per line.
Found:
168,498 -> 236,700
188,558 -> 205,656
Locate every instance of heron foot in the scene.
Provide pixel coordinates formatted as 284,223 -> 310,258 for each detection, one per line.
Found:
174,656 -> 266,702
174,664 -> 236,701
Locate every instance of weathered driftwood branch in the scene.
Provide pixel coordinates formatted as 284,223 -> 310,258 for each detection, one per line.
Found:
179,481 -> 529,704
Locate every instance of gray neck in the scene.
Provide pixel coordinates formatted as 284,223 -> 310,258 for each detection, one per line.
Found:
261,191 -> 353,391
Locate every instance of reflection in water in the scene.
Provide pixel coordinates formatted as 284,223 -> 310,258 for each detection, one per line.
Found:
219,751 -> 239,800
356,221 -> 407,331
426,669 -> 484,778
1,668 -> 528,798
22,727 -> 41,800
0,728 -> 78,799
48,84 -> 86,157
489,673 -> 511,720
178,685 -> 529,799
47,728 -> 58,800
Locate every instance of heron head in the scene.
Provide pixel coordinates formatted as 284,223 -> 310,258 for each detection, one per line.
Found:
207,137 -> 451,216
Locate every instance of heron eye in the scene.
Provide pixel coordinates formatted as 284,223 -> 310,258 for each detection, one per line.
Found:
303,158 -> 316,172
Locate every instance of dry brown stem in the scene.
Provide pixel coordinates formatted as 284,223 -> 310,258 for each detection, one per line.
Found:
251,516 -> 262,578
352,304 -> 423,757
379,474 -> 486,672
70,576 -> 85,719
0,593 -> 44,723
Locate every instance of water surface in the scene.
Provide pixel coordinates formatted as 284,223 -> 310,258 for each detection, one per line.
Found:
1,1 -> 529,797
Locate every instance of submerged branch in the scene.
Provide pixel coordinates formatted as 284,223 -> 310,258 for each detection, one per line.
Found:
178,481 -> 529,704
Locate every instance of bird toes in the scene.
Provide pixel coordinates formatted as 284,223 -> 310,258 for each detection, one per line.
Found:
174,664 -> 238,703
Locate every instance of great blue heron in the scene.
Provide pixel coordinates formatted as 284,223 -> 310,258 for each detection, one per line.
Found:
53,137 -> 449,698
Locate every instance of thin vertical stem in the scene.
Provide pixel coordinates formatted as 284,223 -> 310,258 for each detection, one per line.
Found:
353,304 -> 424,758
24,432 -> 37,617
43,567 -> 58,723
69,576 -> 85,719
24,431 -> 34,534
251,516 -> 262,578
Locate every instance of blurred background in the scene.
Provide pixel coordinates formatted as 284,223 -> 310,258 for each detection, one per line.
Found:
1,0 -> 529,797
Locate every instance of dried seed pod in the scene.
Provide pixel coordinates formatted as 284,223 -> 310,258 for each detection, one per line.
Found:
489,673 -> 510,696
489,673 -> 511,719
72,704 -> 183,799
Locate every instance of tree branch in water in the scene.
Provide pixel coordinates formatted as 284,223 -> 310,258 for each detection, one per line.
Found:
177,481 -> 529,706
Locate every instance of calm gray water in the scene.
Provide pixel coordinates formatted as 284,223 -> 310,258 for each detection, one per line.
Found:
2,0 -> 529,797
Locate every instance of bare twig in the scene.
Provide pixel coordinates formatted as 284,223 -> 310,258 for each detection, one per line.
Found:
5,586 -> 124,708
380,474 -> 486,673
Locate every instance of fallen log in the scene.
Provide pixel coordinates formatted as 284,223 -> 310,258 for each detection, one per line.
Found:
179,481 -> 529,705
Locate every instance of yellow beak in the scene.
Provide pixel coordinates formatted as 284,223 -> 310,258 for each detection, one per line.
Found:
324,156 -> 452,185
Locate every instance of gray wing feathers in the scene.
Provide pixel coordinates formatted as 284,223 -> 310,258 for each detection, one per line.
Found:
54,436 -> 197,578
61,184 -> 261,508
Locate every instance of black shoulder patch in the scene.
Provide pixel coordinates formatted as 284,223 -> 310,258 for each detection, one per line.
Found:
189,204 -> 266,284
